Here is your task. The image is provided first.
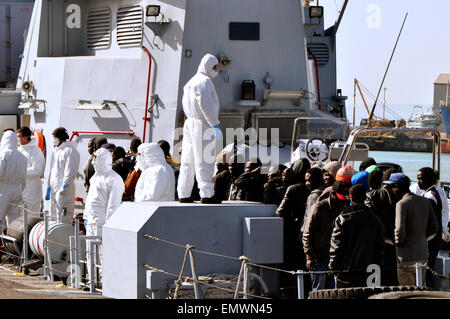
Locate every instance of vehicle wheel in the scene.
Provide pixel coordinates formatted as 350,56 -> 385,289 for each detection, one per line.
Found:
309,286 -> 430,299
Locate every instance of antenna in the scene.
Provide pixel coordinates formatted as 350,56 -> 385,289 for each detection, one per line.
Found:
368,13 -> 408,127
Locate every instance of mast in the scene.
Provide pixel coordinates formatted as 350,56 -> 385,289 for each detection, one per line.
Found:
368,13 -> 408,126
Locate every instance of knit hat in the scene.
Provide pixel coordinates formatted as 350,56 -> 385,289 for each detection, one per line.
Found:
336,165 -> 354,184
365,165 -> 380,173
351,171 -> 370,191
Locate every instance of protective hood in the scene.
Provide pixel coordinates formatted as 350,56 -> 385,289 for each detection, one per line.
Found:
140,143 -> 167,168
1,131 -> 19,150
197,54 -> 219,79
93,148 -> 112,174
285,158 -> 310,185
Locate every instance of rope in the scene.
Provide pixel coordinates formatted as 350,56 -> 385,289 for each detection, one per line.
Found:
173,245 -> 193,299
144,264 -> 271,300
425,265 -> 450,280
234,256 -> 249,299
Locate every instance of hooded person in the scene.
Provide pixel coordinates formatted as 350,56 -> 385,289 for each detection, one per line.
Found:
135,143 -> 175,202
83,148 -> 125,226
177,53 -> 222,204
45,127 -> 80,224
17,126 -> 46,216
276,158 -> 311,289
83,147 -> 124,283
84,137 -> 108,193
0,131 -> 27,229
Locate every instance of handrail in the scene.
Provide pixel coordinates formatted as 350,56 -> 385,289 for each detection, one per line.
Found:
69,130 -> 135,142
141,45 -> 153,143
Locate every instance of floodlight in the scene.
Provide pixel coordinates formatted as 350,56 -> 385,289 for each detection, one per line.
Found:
146,5 -> 161,17
309,6 -> 323,19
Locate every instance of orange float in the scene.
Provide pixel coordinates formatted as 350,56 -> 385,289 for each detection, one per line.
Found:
33,130 -> 46,158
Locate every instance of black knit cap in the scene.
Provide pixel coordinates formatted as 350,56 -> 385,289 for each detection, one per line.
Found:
52,127 -> 69,141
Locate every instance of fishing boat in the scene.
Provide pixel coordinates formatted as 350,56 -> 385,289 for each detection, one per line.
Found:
407,105 -> 441,129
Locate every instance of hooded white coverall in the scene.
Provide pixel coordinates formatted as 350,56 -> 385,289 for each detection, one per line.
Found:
0,131 -> 27,229
177,54 -> 220,199
83,148 -> 125,282
135,143 -> 175,202
18,138 -> 45,216
48,141 -> 80,224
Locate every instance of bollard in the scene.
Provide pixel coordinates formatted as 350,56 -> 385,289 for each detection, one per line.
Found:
188,247 -> 203,299
296,270 -> 305,299
415,263 -> 423,287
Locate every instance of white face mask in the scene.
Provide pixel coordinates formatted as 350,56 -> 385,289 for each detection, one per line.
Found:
210,70 -> 219,78
53,137 -> 60,146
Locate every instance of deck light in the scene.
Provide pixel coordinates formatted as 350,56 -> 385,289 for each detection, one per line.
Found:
146,5 -> 161,17
309,6 -> 323,19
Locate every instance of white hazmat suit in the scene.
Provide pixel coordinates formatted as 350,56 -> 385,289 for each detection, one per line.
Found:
48,140 -> 80,224
83,148 -> 125,283
135,143 -> 175,202
18,137 -> 45,216
0,131 -> 27,228
83,147 -> 125,225
177,54 -> 221,200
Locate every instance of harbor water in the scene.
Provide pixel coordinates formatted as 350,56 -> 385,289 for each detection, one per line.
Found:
365,151 -> 450,183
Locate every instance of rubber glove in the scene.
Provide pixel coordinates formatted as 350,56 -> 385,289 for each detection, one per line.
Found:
62,183 -> 68,190
214,124 -> 222,140
45,187 -> 51,201
443,228 -> 450,243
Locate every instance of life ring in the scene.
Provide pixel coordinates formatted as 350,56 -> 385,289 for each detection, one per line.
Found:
33,130 -> 46,158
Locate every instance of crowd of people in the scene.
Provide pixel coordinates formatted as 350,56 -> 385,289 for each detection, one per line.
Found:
0,52 -> 448,294
1,124 -> 449,293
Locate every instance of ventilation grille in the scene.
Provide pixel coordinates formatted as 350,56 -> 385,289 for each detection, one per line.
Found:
307,43 -> 329,66
87,8 -> 111,50
117,5 -> 143,47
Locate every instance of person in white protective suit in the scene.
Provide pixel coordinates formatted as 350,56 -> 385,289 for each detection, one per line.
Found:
0,131 -> 27,230
134,143 -> 175,202
17,127 -> 45,217
45,127 -> 80,224
177,53 -> 223,204
83,147 -> 125,283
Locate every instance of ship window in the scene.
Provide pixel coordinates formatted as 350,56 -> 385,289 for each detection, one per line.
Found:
117,5 -> 144,48
307,43 -> 329,66
229,23 -> 260,41
87,8 -> 111,50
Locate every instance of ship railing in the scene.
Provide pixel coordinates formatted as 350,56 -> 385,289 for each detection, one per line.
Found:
67,215 -> 102,294
143,234 -> 450,299
441,182 -> 450,199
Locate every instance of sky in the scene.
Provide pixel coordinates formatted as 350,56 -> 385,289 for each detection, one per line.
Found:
319,0 -> 450,124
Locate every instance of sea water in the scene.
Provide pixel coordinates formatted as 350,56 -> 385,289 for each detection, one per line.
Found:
363,151 -> 450,182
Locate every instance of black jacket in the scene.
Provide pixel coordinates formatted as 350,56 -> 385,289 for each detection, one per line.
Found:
329,204 -> 385,273
303,196 -> 347,263
365,186 -> 399,243
213,170 -> 232,201
231,171 -> 266,202
263,178 -> 286,205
